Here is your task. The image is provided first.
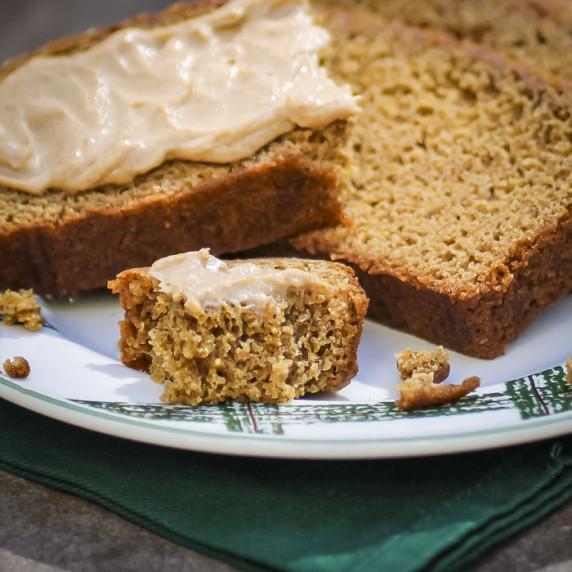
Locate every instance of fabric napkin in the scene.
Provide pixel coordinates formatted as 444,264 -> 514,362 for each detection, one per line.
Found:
0,399 -> 571,572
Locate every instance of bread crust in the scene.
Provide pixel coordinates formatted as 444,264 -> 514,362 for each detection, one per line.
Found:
0,1 -> 348,294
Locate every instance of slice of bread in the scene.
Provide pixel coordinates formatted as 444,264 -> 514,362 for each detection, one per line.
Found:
109,253 -> 368,405
290,9 -> 572,358
322,0 -> 572,82
0,2 -> 351,294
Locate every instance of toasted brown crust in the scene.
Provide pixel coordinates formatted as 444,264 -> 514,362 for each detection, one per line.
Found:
0,1 -> 348,294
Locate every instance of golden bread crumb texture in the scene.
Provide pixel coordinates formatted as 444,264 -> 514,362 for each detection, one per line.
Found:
323,0 -> 572,81
109,257 -> 368,405
0,289 -> 44,331
395,346 -> 480,411
2,356 -> 31,379
294,9 -> 572,297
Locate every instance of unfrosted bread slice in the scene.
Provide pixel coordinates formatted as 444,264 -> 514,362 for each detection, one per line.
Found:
109,252 -> 368,405
291,9 -> 572,358
0,1 -> 352,294
322,0 -> 572,82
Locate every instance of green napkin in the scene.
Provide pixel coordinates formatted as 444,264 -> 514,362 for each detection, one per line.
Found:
1,399 -> 571,572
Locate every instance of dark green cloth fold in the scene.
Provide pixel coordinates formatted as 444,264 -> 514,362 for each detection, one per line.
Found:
1,399 -> 571,571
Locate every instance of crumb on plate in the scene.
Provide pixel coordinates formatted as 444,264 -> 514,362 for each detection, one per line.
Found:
396,345 -> 450,383
0,289 -> 44,331
3,356 -> 31,379
395,346 -> 480,412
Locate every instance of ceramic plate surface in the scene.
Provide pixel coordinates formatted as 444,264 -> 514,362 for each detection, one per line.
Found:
1,290 -> 571,459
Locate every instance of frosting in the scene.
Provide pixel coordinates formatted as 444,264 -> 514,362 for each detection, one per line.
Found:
148,249 -> 326,314
0,0 -> 358,193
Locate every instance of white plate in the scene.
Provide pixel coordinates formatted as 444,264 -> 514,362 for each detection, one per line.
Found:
1,290 -> 571,459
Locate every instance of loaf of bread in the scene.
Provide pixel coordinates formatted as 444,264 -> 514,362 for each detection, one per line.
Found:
109,251 -> 368,405
290,8 -> 572,358
0,1 -> 352,294
323,0 -> 572,82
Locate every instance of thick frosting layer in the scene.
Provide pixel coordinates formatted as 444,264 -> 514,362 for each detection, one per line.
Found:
0,0 -> 358,194
149,249 -> 326,314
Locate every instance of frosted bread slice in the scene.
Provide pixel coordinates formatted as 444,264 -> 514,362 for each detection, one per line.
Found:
291,9 -> 572,358
108,250 -> 368,405
0,0 -> 355,294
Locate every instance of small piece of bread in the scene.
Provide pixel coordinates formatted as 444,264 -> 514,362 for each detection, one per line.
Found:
395,347 -> 480,411
396,346 -> 450,384
566,358 -> 572,387
3,356 -> 31,379
0,289 -> 44,331
109,254 -> 368,405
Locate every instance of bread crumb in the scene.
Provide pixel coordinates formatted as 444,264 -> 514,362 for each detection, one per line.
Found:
3,356 -> 31,379
566,359 -> 572,387
396,346 -> 450,383
395,347 -> 480,411
0,289 -> 44,331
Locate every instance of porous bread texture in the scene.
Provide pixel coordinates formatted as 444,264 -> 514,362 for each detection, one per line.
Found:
396,346 -> 450,384
394,346 -> 480,411
322,0 -> 572,82
0,1 -> 351,294
0,289 -> 44,331
109,257 -> 368,405
292,9 -> 572,358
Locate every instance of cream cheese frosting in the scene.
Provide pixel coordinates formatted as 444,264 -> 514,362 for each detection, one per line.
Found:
149,249 -> 327,314
0,0 -> 358,194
